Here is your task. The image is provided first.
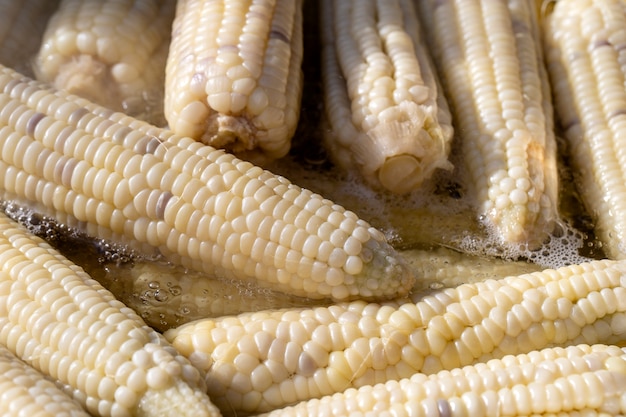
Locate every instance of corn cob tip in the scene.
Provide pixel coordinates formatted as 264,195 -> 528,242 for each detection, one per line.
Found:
137,379 -> 221,417
345,236 -> 414,300
43,55 -> 117,110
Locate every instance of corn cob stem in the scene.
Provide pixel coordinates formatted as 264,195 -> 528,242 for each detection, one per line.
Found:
416,0 -> 560,246
542,0 -> 626,260
260,344 -> 626,417
0,0 -> 60,78
0,63 -> 413,301
320,0 -> 454,194
0,210 -> 221,417
164,259 -> 626,415
34,0 -> 175,126
0,344 -> 90,417
164,0 -> 304,163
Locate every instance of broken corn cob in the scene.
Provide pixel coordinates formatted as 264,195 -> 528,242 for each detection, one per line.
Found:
0,344 -> 89,417
416,0 -> 560,246
34,0 -> 175,125
261,344 -> 626,417
0,210 -> 221,417
320,0 -> 454,194
164,0 -> 304,164
0,0 -> 60,78
165,259 -> 626,415
0,63 -> 413,301
542,0 -> 626,260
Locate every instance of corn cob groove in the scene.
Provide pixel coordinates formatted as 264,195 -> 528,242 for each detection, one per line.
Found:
164,259 -> 626,415
320,0 -> 454,194
542,0 -> 626,260
34,0 -> 176,125
0,0 -> 60,78
164,0 -> 304,163
260,344 -> 626,417
416,0 -> 560,246
0,344 -> 89,417
0,63 -> 413,301
0,210 -> 221,417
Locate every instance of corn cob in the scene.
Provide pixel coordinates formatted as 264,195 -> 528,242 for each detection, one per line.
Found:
320,0 -> 454,194
415,0 -> 560,246
164,0 -> 304,164
542,0 -> 626,260
0,63 -> 413,301
0,210 -> 221,417
260,344 -> 626,417
164,259 -> 626,415
33,0 -> 175,126
99,261 -> 326,332
0,344 -> 90,417
0,0 -> 60,78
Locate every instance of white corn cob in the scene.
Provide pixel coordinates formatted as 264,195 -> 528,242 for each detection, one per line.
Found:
164,0 -> 304,164
260,344 -> 626,417
320,0 -> 454,194
0,344 -> 89,417
416,0 -> 560,246
0,0 -> 60,78
542,0 -> 626,260
34,0 -> 176,125
98,261 -> 326,332
0,63 -> 413,301
0,210 -> 221,417
164,259 -> 626,415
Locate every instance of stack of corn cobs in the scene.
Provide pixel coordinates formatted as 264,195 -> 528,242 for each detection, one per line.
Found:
0,0 -> 625,416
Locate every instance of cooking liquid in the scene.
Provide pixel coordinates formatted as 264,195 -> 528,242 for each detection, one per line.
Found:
0,0 -> 605,331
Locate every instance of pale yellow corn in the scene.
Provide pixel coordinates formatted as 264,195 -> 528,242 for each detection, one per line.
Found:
261,344 -> 626,417
34,0 -> 175,125
0,210 -> 221,417
0,0 -> 60,78
416,0 -> 560,247
164,259 -> 626,415
164,0 -> 304,164
0,63 -> 413,301
98,261 -> 326,332
320,0 -> 454,194
0,344 -> 89,417
542,0 -> 626,260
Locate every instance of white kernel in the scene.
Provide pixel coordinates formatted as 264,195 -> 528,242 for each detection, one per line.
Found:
146,367 -> 170,390
344,256 -> 363,275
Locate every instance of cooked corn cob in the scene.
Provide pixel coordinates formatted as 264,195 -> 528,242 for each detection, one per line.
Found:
0,210 -> 221,417
34,0 -> 175,125
416,0 -> 560,246
0,63 -> 413,301
164,259 -> 626,415
261,344 -> 626,417
99,261 -> 326,332
0,344 -> 89,417
0,0 -> 60,78
542,0 -> 626,260
164,0 -> 304,163
320,0 -> 454,194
